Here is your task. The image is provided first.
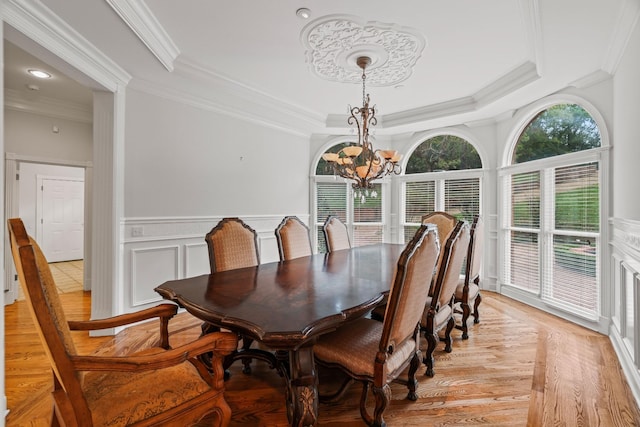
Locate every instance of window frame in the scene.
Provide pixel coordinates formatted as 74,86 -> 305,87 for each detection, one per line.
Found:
499,139 -> 608,322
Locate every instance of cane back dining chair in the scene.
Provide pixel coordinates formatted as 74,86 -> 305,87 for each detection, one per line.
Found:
322,215 -> 351,252
421,220 -> 470,377
274,216 -> 313,261
314,224 -> 440,427
454,215 -> 484,339
204,217 -> 261,374
8,217 -> 237,427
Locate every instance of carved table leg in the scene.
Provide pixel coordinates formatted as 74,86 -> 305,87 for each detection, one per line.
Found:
285,345 -> 318,427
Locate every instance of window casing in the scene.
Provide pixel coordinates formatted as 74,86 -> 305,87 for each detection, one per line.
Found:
500,149 -> 602,321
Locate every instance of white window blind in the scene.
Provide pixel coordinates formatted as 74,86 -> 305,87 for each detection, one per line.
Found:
445,178 -> 480,222
403,181 -> 435,242
543,162 -> 599,317
315,181 -> 386,251
316,182 -> 347,252
402,176 -> 481,243
508,171 -> 541,293
353,183 -> 383,246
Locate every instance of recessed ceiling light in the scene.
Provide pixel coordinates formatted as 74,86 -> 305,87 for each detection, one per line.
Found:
296,8 -> 311,19
27,69 -> 51,79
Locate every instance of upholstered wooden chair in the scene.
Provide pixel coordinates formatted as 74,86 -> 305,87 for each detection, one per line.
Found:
421,211 -> 459,289
204,217 -> 260,374
314,225 -> 439,427
421,220 -> 470,377
205,217 -> 260,273
322,215 -> 351,252
454,215 -> 484,339
8,217 -> 237,427
275,216 -> 313,261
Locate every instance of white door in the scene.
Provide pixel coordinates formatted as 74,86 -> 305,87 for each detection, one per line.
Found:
39,177 -> 84,262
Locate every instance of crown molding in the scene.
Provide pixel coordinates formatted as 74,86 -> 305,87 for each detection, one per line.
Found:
601,0 -> 640,74
2,0 -> 131,91
382,61 -> 539,129
4,88 -> 92,123
105,0 -> 179,72
129,77 -> 316,138
569,70 -> 613,89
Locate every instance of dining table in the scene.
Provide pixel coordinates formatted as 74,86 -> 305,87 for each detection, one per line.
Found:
154,242 -> 405,427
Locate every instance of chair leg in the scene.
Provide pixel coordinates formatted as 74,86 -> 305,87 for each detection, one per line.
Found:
444,317 -> 455,353
371,384 -> 391,427
241,336 -> 253,374
423,331 -> 437,377
406,351 -> 420,401
473,293 -> 482,324
460,300 -> 471,340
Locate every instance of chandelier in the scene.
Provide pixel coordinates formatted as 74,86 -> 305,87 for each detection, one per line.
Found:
322,56 -> 402,198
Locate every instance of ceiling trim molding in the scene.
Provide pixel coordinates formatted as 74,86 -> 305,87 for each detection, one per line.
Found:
129,77 -> 315,138
4,88 -> 92,123
382,61 -> 540,129
570,70 -> 613,89
2,0 -> 131,91
518,0 -> 544,74
105,0 -> 179,72
601,0 -> 640,74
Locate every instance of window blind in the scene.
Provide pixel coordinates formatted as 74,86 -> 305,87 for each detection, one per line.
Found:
444,177 -> 480,222
543,162 -> 599,317
316,182 -> 347,252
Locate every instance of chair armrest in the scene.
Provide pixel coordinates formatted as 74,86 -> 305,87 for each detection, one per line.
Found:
70,331 -> 238,372
68,304 -> 178,331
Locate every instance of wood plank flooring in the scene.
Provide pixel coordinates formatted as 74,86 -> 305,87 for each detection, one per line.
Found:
5,281 -> 640,426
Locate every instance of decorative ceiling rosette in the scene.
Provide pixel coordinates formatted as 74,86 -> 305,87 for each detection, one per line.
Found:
300,14 -> 426,86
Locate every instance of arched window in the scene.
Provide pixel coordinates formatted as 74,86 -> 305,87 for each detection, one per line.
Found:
501,103 -> 603,321
401,134 -> 483,242
313,142 -> 386,252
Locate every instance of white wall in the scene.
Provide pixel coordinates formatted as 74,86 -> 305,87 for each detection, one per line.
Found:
612,21 -> 640,221
4,109 -> 92,162
120,88 -> 312,311
609,19 -> 640,406
124,89 -> 310,218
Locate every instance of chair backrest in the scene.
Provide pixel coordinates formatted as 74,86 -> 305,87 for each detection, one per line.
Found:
421,211 -> 458,251
275,216 -> 313,261
380,225 -> 439,353
431,221 -> 471,309
421,211 -> 459,287
465,215 -> 484,285
322,215 -> 351,252
205,217 -> 260,272
7,218 -> 90,419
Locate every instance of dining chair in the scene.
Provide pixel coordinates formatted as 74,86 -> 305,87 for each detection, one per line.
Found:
7,217 -> 237,427
322,215 -> 351,252
421,220 -> 470,377
421,211 -> 459,290
314,224 -> 439,427
204,217 -> 260,374
274,216 -> 313,261
454,215 -> 484,339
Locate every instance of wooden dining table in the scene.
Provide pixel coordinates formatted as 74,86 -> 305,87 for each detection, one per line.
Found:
154,243 -> 405,427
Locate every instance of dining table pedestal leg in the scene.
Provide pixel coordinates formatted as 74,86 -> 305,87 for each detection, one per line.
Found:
285,345 -> 318,427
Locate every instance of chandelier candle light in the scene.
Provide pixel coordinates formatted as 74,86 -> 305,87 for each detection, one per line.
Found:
322,56 -> 402,200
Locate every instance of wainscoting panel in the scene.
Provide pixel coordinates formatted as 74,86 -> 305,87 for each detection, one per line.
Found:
122,215 -> 308,308
609,218 -> 640,406
131,245 -> 179,306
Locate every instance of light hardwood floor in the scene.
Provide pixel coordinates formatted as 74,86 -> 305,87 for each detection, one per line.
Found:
5,271 -> 640,426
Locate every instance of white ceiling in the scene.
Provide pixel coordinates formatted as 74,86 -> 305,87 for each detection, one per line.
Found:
3,0 -> 635,134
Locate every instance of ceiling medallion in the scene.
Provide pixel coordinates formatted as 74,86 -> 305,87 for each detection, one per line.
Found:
300,14 -> 426,86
